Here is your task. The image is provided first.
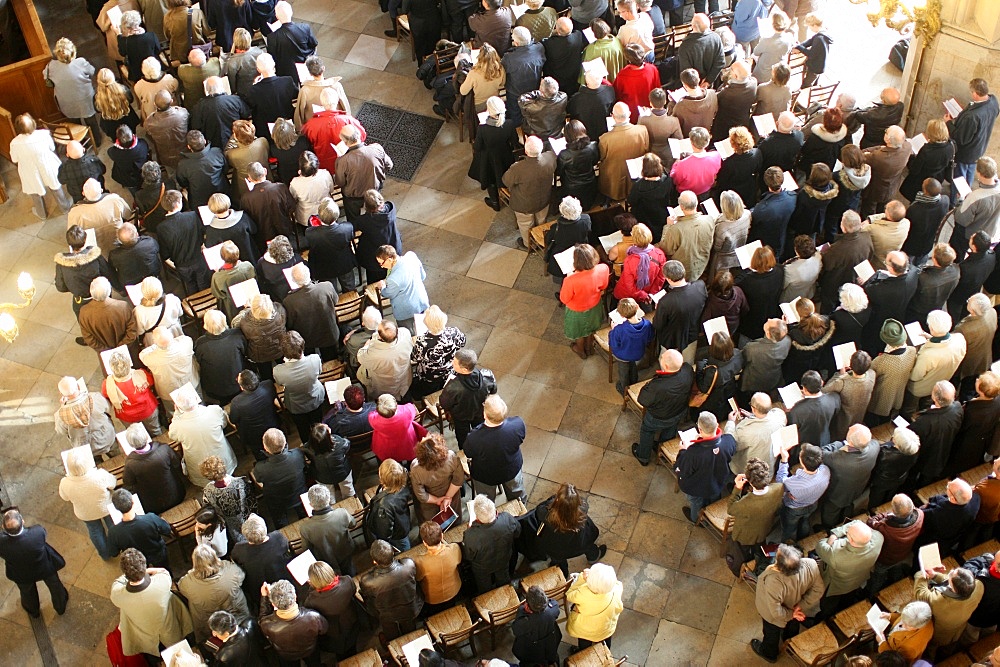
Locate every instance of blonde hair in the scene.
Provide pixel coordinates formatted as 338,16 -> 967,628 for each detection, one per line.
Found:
250,293 -> 275,320
208,193 -> 231,214
231,27 -> 252,52
422,305 -> 447,335
925,118 -> 949,143
94,69 -> 132,120
308,561 -> 337,589
631,223 -> 652,247
378,459 -> 407,493
54,37 -> 76,63
140,276 -> 164,306
472,43 -> 503,81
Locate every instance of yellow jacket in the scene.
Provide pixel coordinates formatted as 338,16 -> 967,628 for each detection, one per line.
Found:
566,575 -> 624,642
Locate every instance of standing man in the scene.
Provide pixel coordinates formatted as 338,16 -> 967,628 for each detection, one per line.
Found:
439,349 -> 498,449
156,190 -> 212,295
949,157 -> 1000,261
751,544 -> 824,662
677,13 -> 724,85
502,135 -> 556,250
371,246 -> 429,335
542,18 -> 585,96
651,259 -> 708,364
659,191 -> 715,283
861,125 -> 912,218
58,140 -> 106,202
299,484 -> 356,575
189,78 -> 250,151
266,1 -> 317,84
598,102 -> 649,201
675,411 -> 736,524
284,263 -> 341,362
78,276 -> 138,356
253,429 -> 310,528
145,91 -> 191,171
0,510 -> 69,618
630,349 -> 694,466
819,423 -> 879,528
946,78 -> 1000,186
463,394 -> 526,501
335,126 -> 393,222
815,521 -> 884,617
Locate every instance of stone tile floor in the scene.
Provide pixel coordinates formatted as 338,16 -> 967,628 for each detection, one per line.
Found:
0,0 -> 904,663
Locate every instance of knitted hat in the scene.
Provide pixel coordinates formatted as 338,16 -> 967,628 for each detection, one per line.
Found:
880,319 -> 906,347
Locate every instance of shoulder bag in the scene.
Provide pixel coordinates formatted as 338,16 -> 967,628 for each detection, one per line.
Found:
688,364 -> 718,408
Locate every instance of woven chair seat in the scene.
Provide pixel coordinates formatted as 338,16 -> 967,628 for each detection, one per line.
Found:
963,539 -> 1000,561
786,622 -> 839,665
796,531 -> 828,556
426,605 -> 474,640
333,496 -> 364,516
916,479 -> 949,505
658,438 -> 682,468
98,454 -> 127,486
529,220 -> 556,253
338,648 -> 383,667
961,462 -> 994,486
701,498 -> 731,533
594,327 -> 611,353
520,565 -> 566,594
869,422 -> 895,443
831,600 -> 872,639
388,629 -> 431,666
473,584 -> 519,620
565,642 -> 614,666
877,577 -> 915,614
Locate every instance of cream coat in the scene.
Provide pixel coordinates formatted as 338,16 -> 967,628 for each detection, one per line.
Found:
10,131 -> 63,196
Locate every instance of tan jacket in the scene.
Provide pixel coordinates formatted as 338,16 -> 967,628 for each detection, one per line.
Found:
412,542 -> 463,605
67,194 -> 133,259
862,216 -> 910,269
79,298 -> 138,353
598,123 -> 649,201
955,310 -> 998,380
908,334 -> 967,398
659,213 -> 715,281
755,558 -> 825,627
294,78 -> 351,129
914,573 -> 984,646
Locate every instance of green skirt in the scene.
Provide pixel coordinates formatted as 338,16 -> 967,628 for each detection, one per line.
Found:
564,302 -> 605,339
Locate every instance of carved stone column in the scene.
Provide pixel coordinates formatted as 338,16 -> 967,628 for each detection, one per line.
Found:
903,0 -> 1000,160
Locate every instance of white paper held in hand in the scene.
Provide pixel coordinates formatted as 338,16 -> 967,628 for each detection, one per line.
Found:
609,308 -> 625,326
160,640 -> 193,667
107,5 -> 122,28
904,321 -> 927,346
626,156 -> 643,180
325,377 -> 351,404
866,604 -> 890,643
582,26 -> 596,43
414,312 -> 427,336
650,289 -> 666,304
229,278 -> 261,308
714,139 -> 735,159
553,246 -> 577,275
753,113 -> 777,137
734,240 -> 762,269
892,415 -> 909,429
599,230 -> 623,254
108,493 -> 145,524
782,171 -> 798,190
702,198 -> 720,219
667,88 -> 686,104
124,284 -> 143,307
548,136 -> 567,155
779,301 -> 799,323
300,492 -> 314,517
832,342 -> 856,371
85,227 -> 98,250
943,97 -> 963,118
295,62 -> 310,82
605,116 -> 615,132
286,549 -> 318,585
637,105 -> 652,118
100,344 -> 131,375
402,634 -> 435,667
679,427 -> 698,446
582,57 -> 609,81
511,2 -> 529,17
854,259 -> 875,283
703,316 -> 728,341
953,176 -> 972,198
668,137 -> 692,159
197,205 -> 214,226
116,431 -> 134,455
778,382 -> 803,408
910,132 -> 927,155
770,424 -> 798,458
918,542 -> 942,574
202,243 -> 225,270
333,141 -> 349,157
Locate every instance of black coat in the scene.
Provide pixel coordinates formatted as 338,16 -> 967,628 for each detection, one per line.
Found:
748,190 -> 797,259
903,196 -> 950,260
945,397 -> 1000,478
190,93 -> 252,150
210,618 -> 267,667
734,267 -> 784,340
512,600 -> 562,666
652,281 -> 708,351
711,79 -> 757,142
205,212 -> 258,265
108,138 -> 150,189
108,236 -> 161,290
542,31 -> 586,96
470,120 -> 520,191
627,176 -> 671,241
304,222 -> 356,284
0,525 -> 64,584
853,101 -> 904,149
518,496 -> 599,562
266,23 -> 318,84
231,532 -> 292,611
270,134 -> 313,184
229,381 -> 282,454
558,142 -> 601,211
798,130 -> 847,177
255,255 -> 302,302
303,577 -> 359,655
788,393 -> 840,448
157,211 -> 206,269
567,84 -> 616,140
205,0 -> 252,51
782,319 -> 835,385
867,443 -> 919,508
900,141 -> 956,201
818,231 -> 874,313
501,43 -> 546,118
715,149 -> 762,207
787,182 -> 838,239
905,264 -> 960,325
305,435 -> 352,485
122,442 -> 187,514
118,32 -> 161,82
948,250 -> 996,321
284,282 -> 341,350
916,493 -> 981,550
543,216 -> 591,276
355,204 -> 402,281
463,513 -> 522,591
758,130 -> 804,176
194,329 -> 247,403
54,246 -> 114,300
637,364 -> 694,421
965,554 -> 1000,628
907,402 -> 964,486
860,266 -> 918,354
248,76 -> 298,138
176,146 -> 230,208
947,94 -> 1000,163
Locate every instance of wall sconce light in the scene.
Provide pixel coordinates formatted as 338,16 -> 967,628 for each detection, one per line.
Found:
0,272 -> 36,343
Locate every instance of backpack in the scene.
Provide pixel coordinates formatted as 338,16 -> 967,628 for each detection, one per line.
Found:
888,38 -> 909,71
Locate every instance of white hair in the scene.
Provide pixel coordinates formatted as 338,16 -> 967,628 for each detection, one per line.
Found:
584,563 -> 618,594
926,309 -> 952,337
473,494 -> 496,524
362,306 -> 383,330
512,26 -> 531,46
204,76 -> 226,95
847,423 -> 872,448
274,0 -> 292,21
83,178 -> 103,200
173,388 -> 200,412
892,427 -> 920,456
697,411 -> 718,435
203,309 -> 228,335
678,190 -> 698,212
899,601 -> 932,629
307,483 -> 331,510
611,101 -> 629,123
90,276 -> 112,301
524,135 -> 543,158
256,53 -> 275,74
777,111 -> 797,132
290,263 -> 311,287
838,283 -> 869,313
58,376 -> 81,398
125,422 -> 151,450
886,125 -> 906,148
559,196 -> 582,220
141,56 -> 161,80
967,292 -> 991,317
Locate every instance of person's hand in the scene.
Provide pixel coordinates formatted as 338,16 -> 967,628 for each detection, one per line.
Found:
146,567 -> 168,576
373,280 -> 386,290
944,112 -> 953,122
826,535 -> 835,546
439,496 -> 452,510
728,409 -> 740,423
666,214 -> 677,226
260,582 -> 270,597
792,608 -> 806,622
734,473 -> 747,490
879,611 -> 891,620
780,447 -> 790,463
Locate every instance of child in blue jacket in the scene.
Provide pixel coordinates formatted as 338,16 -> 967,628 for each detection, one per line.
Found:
609,297 -> 656,395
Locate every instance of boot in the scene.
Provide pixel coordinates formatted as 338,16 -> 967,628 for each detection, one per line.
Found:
570,338 -> 587,360
585,334 -> 596,355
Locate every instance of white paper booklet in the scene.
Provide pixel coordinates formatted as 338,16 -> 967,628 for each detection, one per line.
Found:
202,243 -> 225,270
910,132 -> 927,155
402,634 -> 435,667
325,377 -> 351,404
228,278 -> 261,308
778,382 -> 803,408
866,604 -> 890,642
702,198 -> 720,219
609,308 -> 625,326
904,321 -> 927,346
599,230 -> 623,254
770,424 -> 799,458
197,205 -> 214,226
295,62 -> 310,82
943,97 -> 963,118
703,316 -> 728,341
714,139 -> 735,159
287,549 -> 318,584
548,136 -> 567,155
953,176 -> 972,198
892,415 -> 909,429
582,27 -> 596,43
782,171 -> 799,190
753,113 -> 777,137
124,284 -> 143,307
918,542 -> 942,574
553,246 -> 576,275
668,137 -> 693,159
626,156 -> 643,180
735,240 -> 762,269
832,342 -> 857,371
854,259 -> 875,284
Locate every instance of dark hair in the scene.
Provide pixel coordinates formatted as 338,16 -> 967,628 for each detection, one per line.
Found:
141,161 -> 162,186
971,230 -> 991,253
186,129 -> 207,151
624,42 -> 645,66
67,225 -> 87,250
708,332 -> 734,363
807,163 -> 832,189
850,350 -> 872,375
116,124 -> 133,145
162,189 -> 183,212
526,585 -> 548,612
951,568 -> 976,597
708,270 -> 734,298
564,119 -> 590,151
298,150 -> 319,177
371,540 -> 394,567
745,458 -> 771,490
590,18 -> 611,39
801,370 -> 823,394
344,383 -> 366,410
971,78 -> 989,97
238,369 -> 260,392
763,166 -> 784,191
281,330 -> 305,359
794,235 -> 816,259
873,652 -> 908,667
840,143 -> 864,170
641,153 -> 664,178
419,521 -> 443,546
416,433 -> 450,470
922,177 -> 942,196
800,443 -> 823,471
308,422 -> 335,453
418,650 -> 446,667
680,68 -> 700,88
615,212 -> 637,234
111,488 -> 134,513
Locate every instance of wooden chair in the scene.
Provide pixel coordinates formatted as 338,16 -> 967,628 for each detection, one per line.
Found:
395,15 -> 415,62
962,539 -> 1000,561
364,284 -> 392,316
472,584 -> 521,650
710,11 -> 735,28
337,648 -> 383,667
160,497 -> 203,543
796,530 -> 828,556
564,641 -> 627,666
279,519 -> 305,554
336,290 -> 365,329
387,629 -> 433,667
830,600 -> 875,642
793,82 -> 839,119
528,219 -> 556,254
699,497 -> 734,556
622,378 -> 650,415
657,438 -> 683,476
420,390 -> 449,434
969,632 -> 1000,662
39,117 -> 96,155
425,605 -> 481,658
916,479 -> 949,505
960,462 -> 994,486
519,566 -> 571,617
876,577 -> 916,614
181,288 -> 218,324
433,44 -> 460,77
787,51 -> 808,90
870,422 -> 895,444
592,327 -> 615,384
97,454 -> 127,488
785,623 -> 854,666
347,430 -> 375,458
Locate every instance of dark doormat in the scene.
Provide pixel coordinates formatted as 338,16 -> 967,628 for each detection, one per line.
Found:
354,102 -> 444,182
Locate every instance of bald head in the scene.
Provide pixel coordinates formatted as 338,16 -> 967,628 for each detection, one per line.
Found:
691,13 -> 710,31
881,87 -> 901,105
846,521 -> 873,547
188,49 -> 206,66
660,349 -> 683,373
886,125 -> 906,148
947,479 -> 973,505
290,262 -> 310,287
612,101 -> 630,123
152,326 -> 174,349
554,17 -> 572,36
153,89 -> 173,112
729,60 -> 750,82
66,140 -> 85,159
204,76 -> 226,96
777,111 -> 796,133
846,423 -> 872,449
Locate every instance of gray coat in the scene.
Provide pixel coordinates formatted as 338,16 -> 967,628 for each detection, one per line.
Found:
819,439 -> 879,510
299,507 -> 356,572
177,560 -> 250,643
44,58 -> 96,119
755,557 -> 825,627
740,335 -> 791,393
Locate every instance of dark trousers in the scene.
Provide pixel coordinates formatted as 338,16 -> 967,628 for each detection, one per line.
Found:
949,224 -> 971,262
454,416 -> 484,449
819,500 -> 850,530
17,574 -> 68,617
176,262 -> 212,296
760,618 -> 800,660
344,197 -> 364,223
290,406 -> 325,443
780,503 -> 816,542
577,636 -> 612,650
692,0 -> 720,13
277,651 -> 321,667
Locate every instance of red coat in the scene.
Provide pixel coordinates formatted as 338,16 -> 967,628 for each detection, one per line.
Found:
300,110 -> 367,173
102,369 -> 159,423
613,64 -> 662,124
369,402 -> 419,462
613,246 -> 666,303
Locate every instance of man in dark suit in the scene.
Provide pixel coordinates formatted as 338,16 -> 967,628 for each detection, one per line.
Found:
946,78 -> 1000,185
749,167 -> 798,259
788,371 -> 841,450
105,489 -> 173,568
819,423 -> 879,528
852,87 -> 904,149
541,18 -> 585,96
501,27 -> 546,125
229,370 -> 282,460
0,509 -> 69,618
758,113 -> 804,178
566,69 -> 617,141
283,263 -> 341,361
819,210 -> 875,313
948,231 -> 996,322
190,77 -> 252,150
905,243 -> 961,327
710,60 -> 756,142
916,479 -> 981,554
266,0 -> 318,85
903,178 -> 950,267
303,198 -> 357,292
652,260 -> 707,364
860,250 -> 918,354
632,349 -> 694,466
906,380 -> 964,490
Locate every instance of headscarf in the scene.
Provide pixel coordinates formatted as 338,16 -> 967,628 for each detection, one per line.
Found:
486,96 -> 505,126
627,244 -> 654,290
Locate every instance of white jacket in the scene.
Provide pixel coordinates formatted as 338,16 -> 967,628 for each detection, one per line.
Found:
59,468 -> 116,521
10,130 -> 62,195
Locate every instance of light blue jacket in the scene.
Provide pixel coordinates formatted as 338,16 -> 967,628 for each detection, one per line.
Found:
382,251 -> 429,322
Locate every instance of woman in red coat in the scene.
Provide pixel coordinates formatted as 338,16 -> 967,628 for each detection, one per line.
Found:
613,43 -> 661,124
612,223 -> 666,311
560,244 -> 610,359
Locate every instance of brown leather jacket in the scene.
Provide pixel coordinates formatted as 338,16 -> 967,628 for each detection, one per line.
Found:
358,559 -> 424,625
259,598 -> 329,661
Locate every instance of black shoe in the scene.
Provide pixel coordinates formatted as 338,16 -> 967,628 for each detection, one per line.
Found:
588,544 -> 608,563
515,238 -> 527,250
682,506 -> 697,523
74,336 -> 86,346
432,104 -> 447,118
750,639 -> 777,663
484,197 -> 501,211
384,29 -> 397,37
631,443 -> 650,466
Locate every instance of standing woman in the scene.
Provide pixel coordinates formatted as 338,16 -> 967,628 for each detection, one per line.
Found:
560,244 -> 610,360
201,455 -> 257,534
58,447 -> 116,559
566,563 -> 624,650
782,297 -> 834,383
524,483 -> 606,576
117,11 -> 161,84
206,0 -> 253,52
305,423 -> 355,500
223,28 -> 264,100
707,190 -> 751,278
900,119 -> 956,202
44,38 -> 102,144
788,163 -> 839,248
459,44 -> 506,113
134,276 -> 185,347
714,127 -> 762,207
8,113 -> 73,219
825,144 -> 871,231
177,544 -> 250,643
401,0 -> 441,64
269,118 -> 313,184
544,197 -> 592,289
557,119 -> 601,212
103,351 -> 164,436
236,293 -> 287,381
612,44 -> 661,124
94,68 -> 140,139
626,153 -> 671,241
409,305 -> 467,398
734,246 -> 785,344
225,120 -> 270,207
354,190 -> 402,283
472,96 -> 520,211
409,434 -> 465,523
290,151 -> 336,227
612,223 -> 664,310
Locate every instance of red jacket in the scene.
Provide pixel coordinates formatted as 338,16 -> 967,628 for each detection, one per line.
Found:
613,64 -> 661,124
560,264 -> 610,312
301,110 -> 367,173
102,369 -> 159,423
613,246 -> 666,303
